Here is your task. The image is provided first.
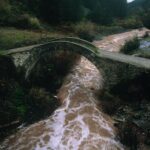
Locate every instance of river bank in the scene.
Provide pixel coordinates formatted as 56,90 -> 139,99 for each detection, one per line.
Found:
0,28 -> 150,149
93,28 -> 150,149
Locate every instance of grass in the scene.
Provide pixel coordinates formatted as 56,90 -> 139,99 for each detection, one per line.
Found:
114,17 -> 143,29
70,21 -> 126,41
0,22 -> 127,51
134,49 -> 150,59
0,23 -> 127,51
0,27 -> 65,51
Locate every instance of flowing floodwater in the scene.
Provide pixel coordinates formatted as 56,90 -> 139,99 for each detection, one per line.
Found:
140,40 -> 150,49
0,57 -> 124,150
94,28 -> 150,52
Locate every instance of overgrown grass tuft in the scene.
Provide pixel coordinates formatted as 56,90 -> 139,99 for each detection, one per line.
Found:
0,28 -> 63,50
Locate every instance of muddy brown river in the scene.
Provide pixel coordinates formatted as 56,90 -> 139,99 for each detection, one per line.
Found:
2,28 -> 150,150
0,57 -> 124,150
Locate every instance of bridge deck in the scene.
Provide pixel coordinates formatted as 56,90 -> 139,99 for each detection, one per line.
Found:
1,37 -> 150,70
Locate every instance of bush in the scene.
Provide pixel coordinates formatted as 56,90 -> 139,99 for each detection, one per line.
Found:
25,87 -> 59,123
141,10 -> 150,29
117,17 -> 142,29
28,17 -> 41,29
0,0 -> 11,25
0,56 -> 26,125
71,21 -> 98,41
121,37 -> 140,54
14,14 -> 42,29
0,55 -> 60,126
10,86 -> 27,119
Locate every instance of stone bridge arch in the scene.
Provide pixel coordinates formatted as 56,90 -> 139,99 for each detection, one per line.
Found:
23,38 -> 101,79
2,37 -> 150,90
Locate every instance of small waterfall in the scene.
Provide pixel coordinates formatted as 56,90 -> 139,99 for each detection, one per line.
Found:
0,57 -> 124,150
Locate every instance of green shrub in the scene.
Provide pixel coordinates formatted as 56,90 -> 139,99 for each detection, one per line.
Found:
121,37 -> 140,54
117,17 -> 142,29
28,17 -> 41,29
141,10 -> 150,29
0,0 -> 11,25
0,83 -> 26,125
71,21 -> 98,41
11,87 -> 27,119
14,14 -> 42,29
26,87 -> 59,122
71,22 -> 125,41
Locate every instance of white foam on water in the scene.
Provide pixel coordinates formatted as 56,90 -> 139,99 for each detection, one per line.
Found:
0,57 -> 124,150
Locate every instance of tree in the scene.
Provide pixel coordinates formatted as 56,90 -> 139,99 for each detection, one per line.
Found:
0,0 -> 128,25
38,0 -> 84,23
0,0 -> 11,25
141,0 -> 150,28
86,0 -> 127,24
111,0 -> 127,18
89,0 -> 113,24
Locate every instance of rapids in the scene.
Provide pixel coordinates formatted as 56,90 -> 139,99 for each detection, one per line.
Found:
0,57 -> 124,150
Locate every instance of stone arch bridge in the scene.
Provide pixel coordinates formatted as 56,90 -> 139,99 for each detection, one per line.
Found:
1,37 -> 150,89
